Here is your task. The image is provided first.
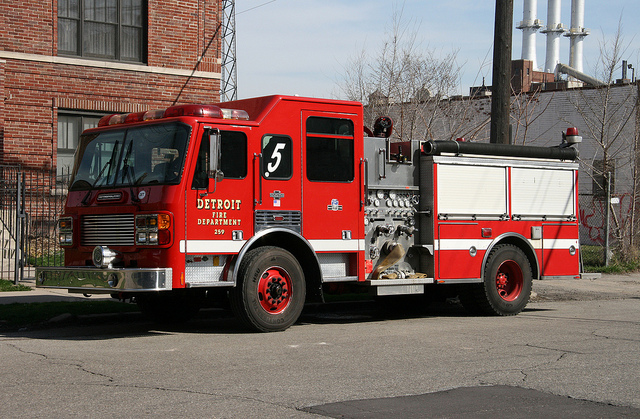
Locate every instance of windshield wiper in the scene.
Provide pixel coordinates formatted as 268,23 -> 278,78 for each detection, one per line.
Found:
121,141 -> 140,203
81,140 -> 119,205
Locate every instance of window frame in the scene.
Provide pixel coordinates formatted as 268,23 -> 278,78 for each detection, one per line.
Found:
192,130 -> 248,190
57,0 -> 147,63
305,117 -> 355,183
57,111 -> 106,153
57,111 -> 107,176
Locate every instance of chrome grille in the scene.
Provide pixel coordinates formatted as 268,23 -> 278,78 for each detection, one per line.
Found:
255,210 -> 302,234
81,214 -> 135,246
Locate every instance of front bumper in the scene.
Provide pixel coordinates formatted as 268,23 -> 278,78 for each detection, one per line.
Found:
36,267 -> 172,293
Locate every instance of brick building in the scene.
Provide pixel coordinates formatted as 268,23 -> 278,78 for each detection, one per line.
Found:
510,59 -> 555,94
0,0 -> 222,173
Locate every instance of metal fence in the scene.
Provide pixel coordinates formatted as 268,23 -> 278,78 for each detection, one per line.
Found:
579,194 -> 607,266
578,191 -> 640,267
0,166 -> 69,282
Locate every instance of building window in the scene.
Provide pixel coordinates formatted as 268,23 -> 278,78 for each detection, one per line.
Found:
57,113 -> 103,175
58,0 -> 146,63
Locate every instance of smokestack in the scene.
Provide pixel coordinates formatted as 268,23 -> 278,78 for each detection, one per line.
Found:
565,0 -> 589,73
541,0 -> 565,73
517,0 -> 542,69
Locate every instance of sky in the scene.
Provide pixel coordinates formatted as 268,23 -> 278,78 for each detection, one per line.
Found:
233,0 -> 640,100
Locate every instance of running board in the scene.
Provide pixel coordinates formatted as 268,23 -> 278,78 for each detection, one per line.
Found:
363,277 -> 434,296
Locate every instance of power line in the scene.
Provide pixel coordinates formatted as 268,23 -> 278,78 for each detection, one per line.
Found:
221,0 -> 278,102
173,23 -> 222,106
237,0 -> 277,16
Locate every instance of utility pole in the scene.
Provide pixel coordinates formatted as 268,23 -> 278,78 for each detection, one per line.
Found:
490,0 -> 514,144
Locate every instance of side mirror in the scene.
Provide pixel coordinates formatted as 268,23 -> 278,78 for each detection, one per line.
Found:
208,128 -> 224,182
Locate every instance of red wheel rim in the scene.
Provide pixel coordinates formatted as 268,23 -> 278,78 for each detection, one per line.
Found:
495,260 -> 523,301
257,267 -> 292,314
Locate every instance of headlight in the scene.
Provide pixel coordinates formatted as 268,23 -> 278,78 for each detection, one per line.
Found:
58,217 -> 73,246
135,213 -> 172,245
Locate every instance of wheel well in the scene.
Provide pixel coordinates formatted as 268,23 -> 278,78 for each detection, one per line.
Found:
486,235 -> 539,280
241,230 -> 323,303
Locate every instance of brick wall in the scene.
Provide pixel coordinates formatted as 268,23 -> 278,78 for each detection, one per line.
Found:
0,0 -> 222,170
0,1 -> 55,55
148,0 -> 220,73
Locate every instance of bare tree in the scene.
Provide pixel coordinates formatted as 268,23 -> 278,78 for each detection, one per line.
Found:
510,88 -> 554,145
336,5 -> 466,142
568,21 -> 639,260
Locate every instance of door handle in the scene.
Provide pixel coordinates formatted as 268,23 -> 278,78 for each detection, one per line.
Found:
254,153 -> 263,205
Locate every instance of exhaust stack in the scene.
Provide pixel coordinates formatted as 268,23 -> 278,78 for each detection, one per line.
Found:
565,0 -> 589,73
517,0 -> 543,70
541,0 -> 565,73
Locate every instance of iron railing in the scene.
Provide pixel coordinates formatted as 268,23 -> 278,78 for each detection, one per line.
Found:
0,166 -> 70,282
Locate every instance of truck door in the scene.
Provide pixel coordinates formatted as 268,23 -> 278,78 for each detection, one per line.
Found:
253,131 -> 303,233
183,125 -> 252,285
301,111 -> 364,278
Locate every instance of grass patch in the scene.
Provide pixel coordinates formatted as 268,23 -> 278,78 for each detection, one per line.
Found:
584,259 -> 640,274
0,300 -> 139,330
581,245 -> 605,267
0,279 -> 32,292
28,251 -> 64,267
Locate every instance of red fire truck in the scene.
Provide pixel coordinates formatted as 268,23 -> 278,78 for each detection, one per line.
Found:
37,95 -> 581,331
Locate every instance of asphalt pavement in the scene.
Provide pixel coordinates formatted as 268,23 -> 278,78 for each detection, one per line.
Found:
1,272 -> 639,418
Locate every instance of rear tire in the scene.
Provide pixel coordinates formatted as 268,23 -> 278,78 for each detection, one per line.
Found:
230,247 -> 306,332
461,244 -> 532,316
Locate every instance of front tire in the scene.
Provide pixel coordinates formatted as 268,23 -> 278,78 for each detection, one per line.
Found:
461,244 -> 533,316
230,247 -> 306,332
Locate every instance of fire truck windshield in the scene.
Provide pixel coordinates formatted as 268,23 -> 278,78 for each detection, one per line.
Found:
69,122 -> 191,191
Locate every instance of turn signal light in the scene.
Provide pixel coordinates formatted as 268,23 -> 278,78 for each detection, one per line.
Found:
158,214 -> 171,230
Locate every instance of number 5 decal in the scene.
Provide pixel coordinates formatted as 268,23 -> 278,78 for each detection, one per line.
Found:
261,135 -> 292,179
266,142 -> 286,176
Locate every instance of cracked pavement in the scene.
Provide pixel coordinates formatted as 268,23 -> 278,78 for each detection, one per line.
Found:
0,274 -> 639,417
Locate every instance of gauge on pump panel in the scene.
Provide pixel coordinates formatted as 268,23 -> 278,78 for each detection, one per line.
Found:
386,199 -> 393,207
388,191 -> 397,200
374,199 -> 380,207
376,190 -> 385,200
399,200 -> 405,208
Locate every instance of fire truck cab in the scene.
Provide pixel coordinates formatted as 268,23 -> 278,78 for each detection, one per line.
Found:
37,95 -> 581,332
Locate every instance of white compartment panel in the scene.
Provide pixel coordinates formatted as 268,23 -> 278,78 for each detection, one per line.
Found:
511,168 -> 575,216
437,164 -> 507,215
